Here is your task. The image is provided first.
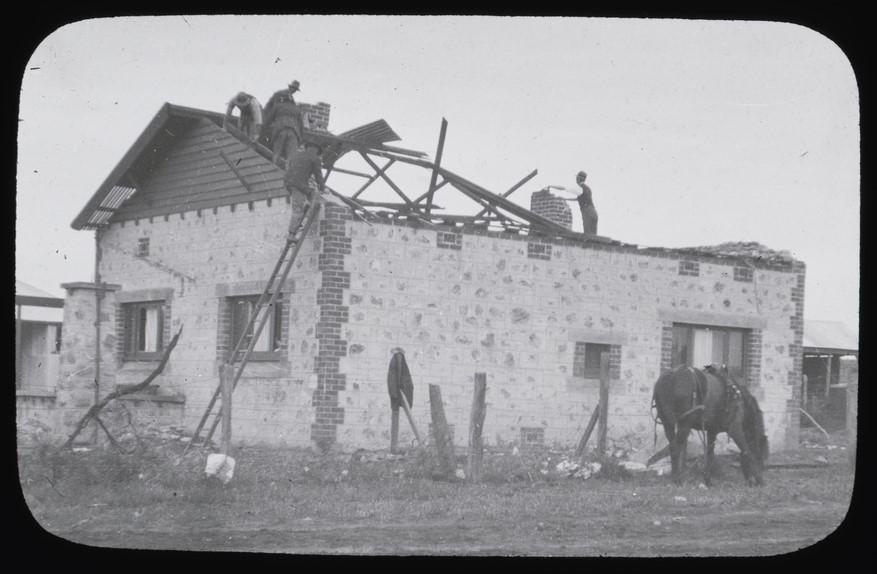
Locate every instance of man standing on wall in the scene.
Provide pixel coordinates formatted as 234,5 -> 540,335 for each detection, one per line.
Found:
283,141 -> 325,238
262,80 -> 305,166
560,171 -> 599,235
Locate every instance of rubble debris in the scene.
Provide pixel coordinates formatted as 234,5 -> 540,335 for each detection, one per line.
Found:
681,241 -> 798,265
205,453 -> 236,484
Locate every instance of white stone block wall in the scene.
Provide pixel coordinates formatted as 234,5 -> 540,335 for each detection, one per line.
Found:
73,199 -> 802,453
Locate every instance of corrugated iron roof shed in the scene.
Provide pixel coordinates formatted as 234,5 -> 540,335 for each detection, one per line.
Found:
803,320 -> 858,354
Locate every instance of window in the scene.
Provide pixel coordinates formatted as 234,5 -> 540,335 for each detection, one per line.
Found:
49,323 -> 61,354
123,301 -> 165,360
573,342 -> 611,379
137,237 -> 150,257
672,323 -> 746,381
228,295 -> 284,361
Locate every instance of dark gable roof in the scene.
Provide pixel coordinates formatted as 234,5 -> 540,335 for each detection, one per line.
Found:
72,103 -> 226,230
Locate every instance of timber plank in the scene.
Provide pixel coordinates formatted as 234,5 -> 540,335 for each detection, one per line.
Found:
110,189 -> 290,222
145,158 -> 280,190
114,178 -> 286,215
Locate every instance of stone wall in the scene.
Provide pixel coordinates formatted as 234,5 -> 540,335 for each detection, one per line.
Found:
54,282 -> 121,442
338,220 -> 803,452
16,391 -> 57,446
96,196 -> 322,446
78,196 -> 803,452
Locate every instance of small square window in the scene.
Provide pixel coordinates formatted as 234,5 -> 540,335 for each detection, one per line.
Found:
733,266 -> 753,282
520,427 -> 545,446
123,301 -> 165,360
228,295 -> 284,361
573,342 -> 611,378
137,237 -> 150,257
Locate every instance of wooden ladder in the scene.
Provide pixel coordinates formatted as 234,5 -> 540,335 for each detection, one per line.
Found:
186,199 -> 322,451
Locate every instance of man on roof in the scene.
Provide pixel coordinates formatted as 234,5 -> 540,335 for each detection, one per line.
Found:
223,91 -> 263,142
559,171 -> 599,235
262,80 -> 306,166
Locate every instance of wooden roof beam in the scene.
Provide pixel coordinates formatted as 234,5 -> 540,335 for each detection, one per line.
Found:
352,157 -> 395,200
425,118 -> 448,216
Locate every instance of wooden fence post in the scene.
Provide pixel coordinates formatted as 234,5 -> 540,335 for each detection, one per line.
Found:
467,373 -> 487,482
220,363 -> 233,455
596,352 -> 610,456
390,407 -> 400,453
429,384 -> 456,477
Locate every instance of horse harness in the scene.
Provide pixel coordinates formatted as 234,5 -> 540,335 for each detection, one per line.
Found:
678,366 -> 744,426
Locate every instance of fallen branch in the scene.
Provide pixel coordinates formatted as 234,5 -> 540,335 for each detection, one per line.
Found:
63,327 -> 183,449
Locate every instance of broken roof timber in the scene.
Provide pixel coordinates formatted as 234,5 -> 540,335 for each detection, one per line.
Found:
73,102 -> 607,244
360,148 -> 576,238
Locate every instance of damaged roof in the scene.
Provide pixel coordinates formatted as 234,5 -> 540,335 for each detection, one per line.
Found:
70,102 -> 803,272
70,102 -> 590,240
681,241 -> 798,263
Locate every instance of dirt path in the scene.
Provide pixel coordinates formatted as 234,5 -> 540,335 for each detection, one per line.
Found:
62,501 -> 847,556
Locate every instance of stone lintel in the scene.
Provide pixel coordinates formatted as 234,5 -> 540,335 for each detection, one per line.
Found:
215,279 -> 295,298
657,308 -> 768,330
116,287 -> 175,303
567,329 -> 627,345
61,282 -> 122,293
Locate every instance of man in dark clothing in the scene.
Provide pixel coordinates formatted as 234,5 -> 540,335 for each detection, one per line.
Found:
262,80 -> 305,166
223,92 -> 263,142
283,142 -> 325,237
561,171 -> 599,235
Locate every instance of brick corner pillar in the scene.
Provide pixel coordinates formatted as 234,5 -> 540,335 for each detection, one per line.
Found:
785,263 -> 807,450
529,189 -> 573,230
56,282 -> 121,439
310,203 -> 352,451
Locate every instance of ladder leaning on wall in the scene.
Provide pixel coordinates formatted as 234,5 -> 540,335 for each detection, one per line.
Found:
186,198 -> 322,451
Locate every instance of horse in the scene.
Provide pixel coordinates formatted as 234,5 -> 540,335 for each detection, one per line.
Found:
651,364 -> 769,486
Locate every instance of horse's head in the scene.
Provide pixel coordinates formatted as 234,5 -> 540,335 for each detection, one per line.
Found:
740,389 -> 769,484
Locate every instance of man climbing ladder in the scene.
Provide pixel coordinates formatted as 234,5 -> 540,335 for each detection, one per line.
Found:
284,141 -> 326,239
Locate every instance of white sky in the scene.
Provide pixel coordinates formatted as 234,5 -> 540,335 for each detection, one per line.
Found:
16,16 -> 859,332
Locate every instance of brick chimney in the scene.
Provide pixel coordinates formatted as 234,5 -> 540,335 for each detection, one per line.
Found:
529,189 -> 573,230
299,101 -> 331,132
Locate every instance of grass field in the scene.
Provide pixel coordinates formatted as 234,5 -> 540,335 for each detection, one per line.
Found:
18,427 -> 854,556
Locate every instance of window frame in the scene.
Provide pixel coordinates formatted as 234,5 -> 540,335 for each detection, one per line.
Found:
226,294 -> 285,362
671,322 -> 748,382
122,300 -> 166,361
573,341 -> 612,379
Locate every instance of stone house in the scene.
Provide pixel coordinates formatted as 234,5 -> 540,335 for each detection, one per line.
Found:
52,101 -> 806,453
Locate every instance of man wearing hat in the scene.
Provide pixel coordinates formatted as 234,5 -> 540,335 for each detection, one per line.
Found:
262,80 -> 305,166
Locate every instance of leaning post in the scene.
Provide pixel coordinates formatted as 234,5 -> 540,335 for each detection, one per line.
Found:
220,363 -> 234,456
467,373 -> 487,483
596,352 -> 610,456
428,384 -> 456,478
